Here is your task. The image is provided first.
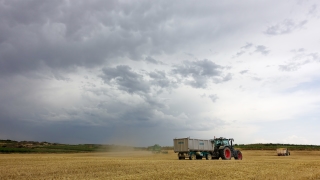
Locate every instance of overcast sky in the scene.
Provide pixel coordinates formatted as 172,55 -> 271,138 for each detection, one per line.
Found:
1,0 -> 320,146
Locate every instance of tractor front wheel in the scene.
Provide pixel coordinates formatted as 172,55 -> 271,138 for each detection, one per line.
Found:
189,154 -> 196,160
220,147 -> 232,160
206,154 -> 212,160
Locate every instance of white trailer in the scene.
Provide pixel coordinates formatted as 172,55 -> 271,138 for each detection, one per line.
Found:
173,138 -> 214,160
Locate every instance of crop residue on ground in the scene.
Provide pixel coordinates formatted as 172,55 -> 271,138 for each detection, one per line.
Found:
1,150 -> 320,179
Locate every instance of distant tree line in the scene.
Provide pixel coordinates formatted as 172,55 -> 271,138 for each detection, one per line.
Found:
1,139 -> 320,153
234,143 -> 320,150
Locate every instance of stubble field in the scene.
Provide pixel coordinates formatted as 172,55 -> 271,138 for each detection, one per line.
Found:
1,150 -> 320,180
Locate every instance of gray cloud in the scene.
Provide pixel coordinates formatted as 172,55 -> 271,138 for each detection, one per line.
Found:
264,19 -> 308,35
308,4 -> 317,15
234,42 -> 270,57
185,52 -> 195,57
254,45 -> 270,55
101,65 -> 150,94
172,59 -> 229,88
241,43 -> 253,49
149,70 -> 174,89
145,56 -> 164,65
279,63 -> 300,72
291,48 -> 305,53
233,42 -> 254,58
234,50 -> 245,57
100,65 -> 177,96
279,52 -> 320,72
1,0 -> 252,76
239,70 -> 249,74
209,94 -> 218,102
222,73 -> 233,82
308,53 -> 320,62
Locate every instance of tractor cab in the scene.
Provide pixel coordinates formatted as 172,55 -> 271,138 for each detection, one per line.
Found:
212,137 -> 234,149
210,137 -> 241,160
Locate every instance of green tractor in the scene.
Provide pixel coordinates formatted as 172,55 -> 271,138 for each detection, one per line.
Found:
211,137 -> 242,160
149,144 -> 162,154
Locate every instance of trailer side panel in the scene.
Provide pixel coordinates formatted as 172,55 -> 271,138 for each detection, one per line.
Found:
174,138 -> 214,152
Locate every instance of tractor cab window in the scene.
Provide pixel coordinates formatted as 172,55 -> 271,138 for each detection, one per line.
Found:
222,139 -> 229,146
214,140 -> 222,146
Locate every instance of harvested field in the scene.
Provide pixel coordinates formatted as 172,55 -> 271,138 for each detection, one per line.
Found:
1,150 -> 320,179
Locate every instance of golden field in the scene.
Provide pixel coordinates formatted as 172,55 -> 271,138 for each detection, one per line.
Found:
1,150 -> 320,180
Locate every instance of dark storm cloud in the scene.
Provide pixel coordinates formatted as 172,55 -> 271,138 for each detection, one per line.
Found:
0,0 -> 120,75
1,0 -> 244,76
144,56 -> 164,65
149,70 -> 173,88
0,117 -> 177,146
1,0 -> 294,77
111,101 -> 156,124
0,0 -> 158,75
51,71 -> 71,81
100,65 -> 176,95
101,65 -> 150,94
102,60 -> 232,93
96,62 -> 228,132
172,59 -> 230,88
264,19 -> 308,35
0,75 -> 170,135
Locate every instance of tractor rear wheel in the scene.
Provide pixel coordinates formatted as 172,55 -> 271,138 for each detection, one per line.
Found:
189,154 -> 196,160
235,150 -> 243,160
220,147 -> 232,160
206,154 -> 212,160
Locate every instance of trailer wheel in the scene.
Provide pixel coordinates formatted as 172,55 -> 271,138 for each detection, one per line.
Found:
235,150 -> 242,160
220,147 -> 231,160
206,154 -> 212,160
189,154 -> 196,160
